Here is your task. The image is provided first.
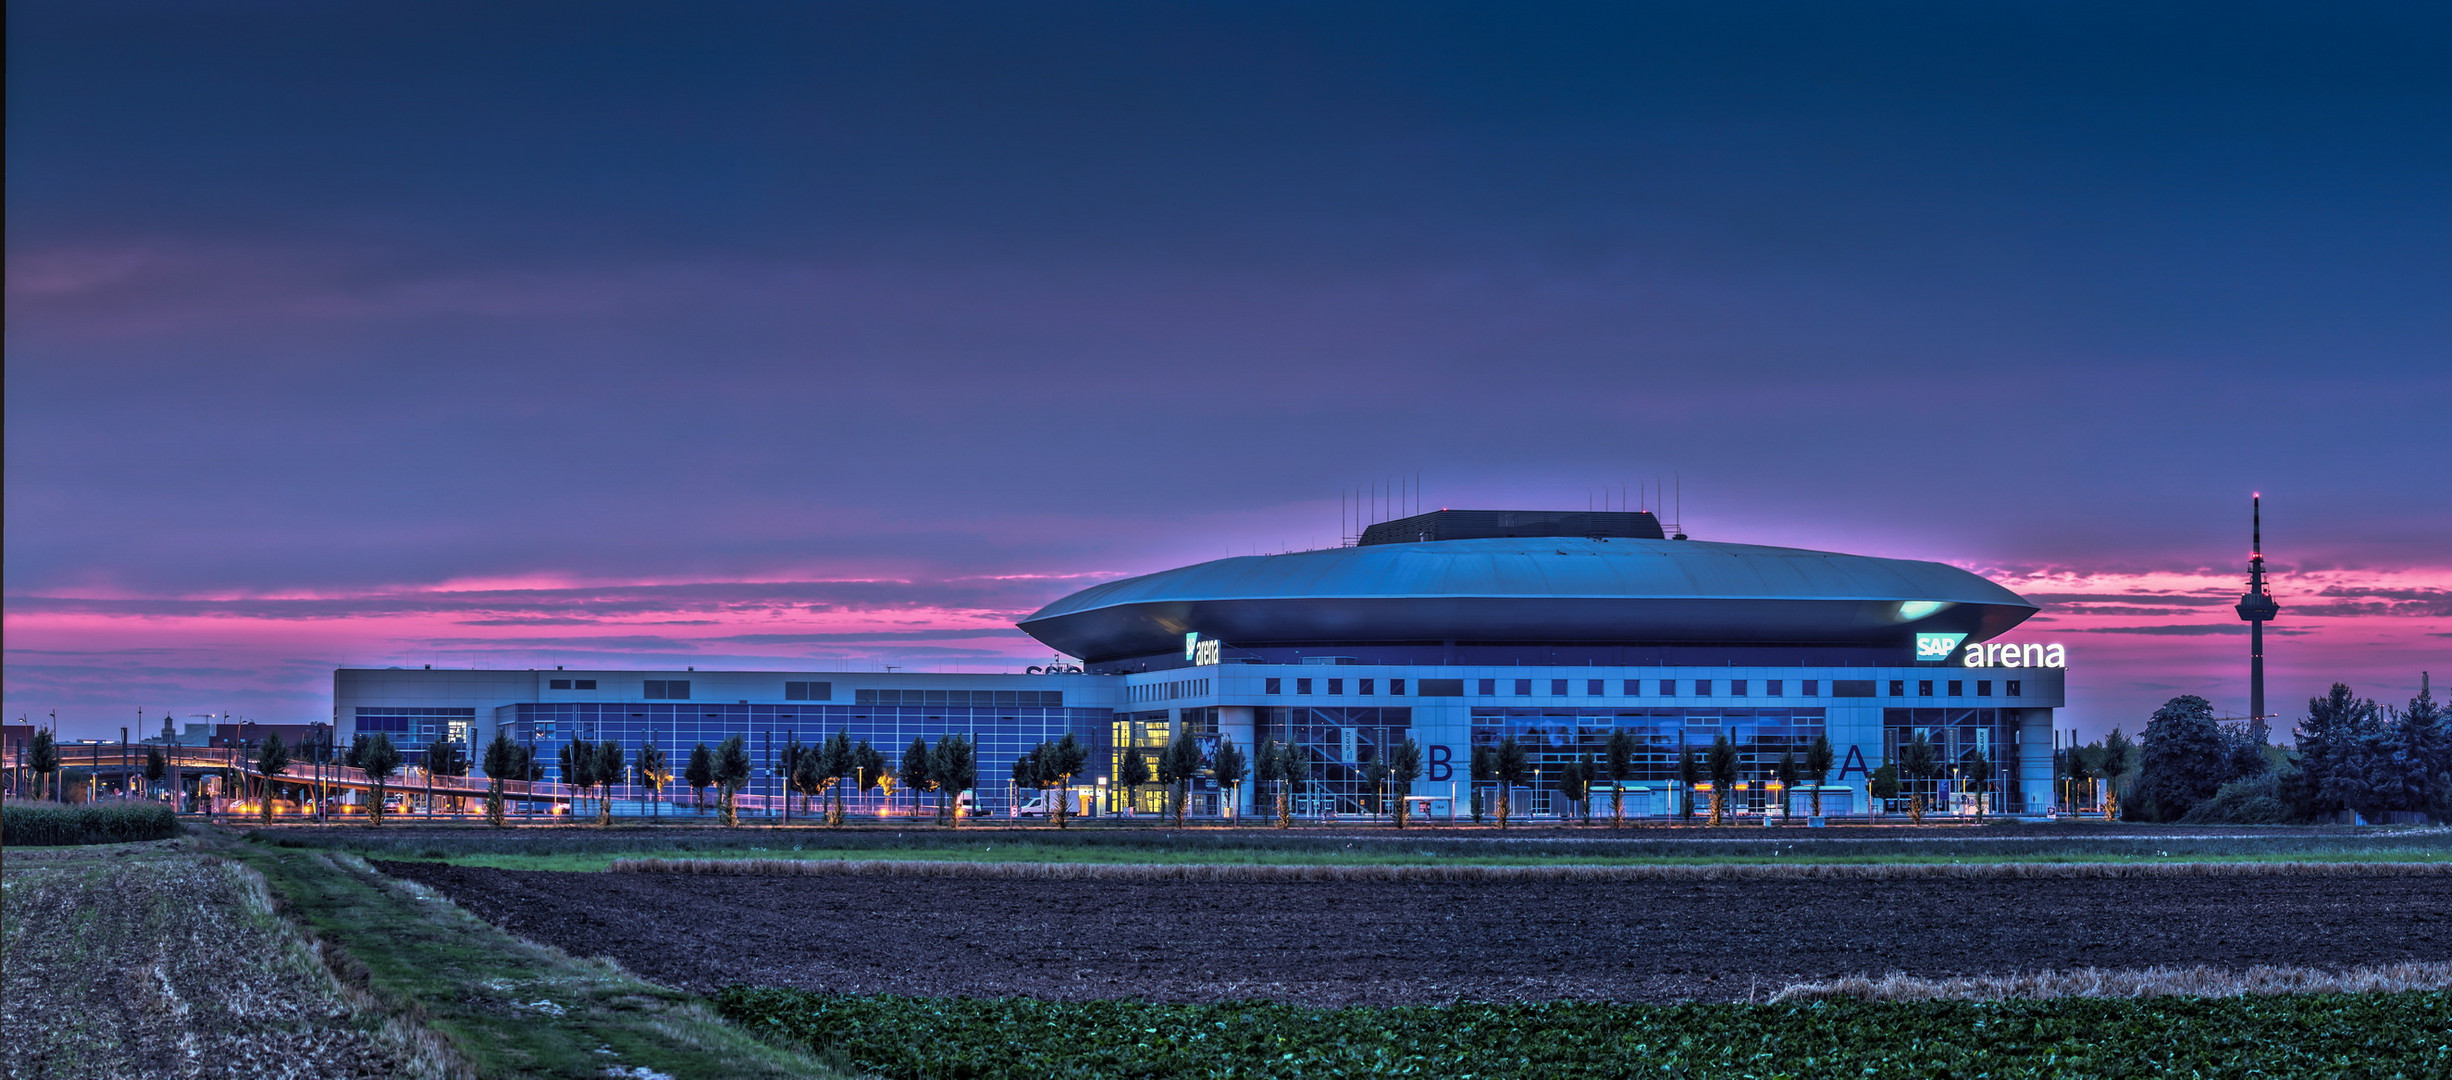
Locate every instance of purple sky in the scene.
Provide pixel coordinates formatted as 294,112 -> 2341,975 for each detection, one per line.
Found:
8,2 -> 2448,741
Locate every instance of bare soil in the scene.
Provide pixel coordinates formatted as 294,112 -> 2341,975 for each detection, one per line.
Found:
382,860 -> 2452,1005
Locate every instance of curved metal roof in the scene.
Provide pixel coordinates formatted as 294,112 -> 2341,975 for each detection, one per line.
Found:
1018,536 -> 2037,662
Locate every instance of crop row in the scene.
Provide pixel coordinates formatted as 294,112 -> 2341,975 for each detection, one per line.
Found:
2,802 -> 180,846
716,987 -> 2450,1079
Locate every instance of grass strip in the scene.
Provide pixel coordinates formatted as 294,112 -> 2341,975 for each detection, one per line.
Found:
716,986 -> 2452,1080
211,831 -> 841,1080
613,853 -> 2452,882
4,802 -> 180,845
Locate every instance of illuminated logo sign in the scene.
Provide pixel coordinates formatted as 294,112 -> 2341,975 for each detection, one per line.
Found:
1964,642 -> 2067,668
1184,632 -> 1220,666
1915,633 -> 1968,661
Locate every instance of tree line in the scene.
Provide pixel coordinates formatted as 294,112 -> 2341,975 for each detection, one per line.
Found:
2065,682 -> 2448,824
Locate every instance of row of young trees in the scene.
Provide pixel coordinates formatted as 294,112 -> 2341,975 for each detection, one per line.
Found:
1461,733 -> 1885,827
2089,683 -> 2452,824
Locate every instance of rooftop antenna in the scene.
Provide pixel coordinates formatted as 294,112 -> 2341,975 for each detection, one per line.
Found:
2234,492 -> 2281,724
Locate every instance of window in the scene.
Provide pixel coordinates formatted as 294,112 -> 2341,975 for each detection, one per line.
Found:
1509,678 -> 1528,696
1543,679 -> 1562,695
855,689 -> 1061,706
1918,680 -> 1934,697
1296,678 -> 1313,695
1731,679 -> 1748,696
574,679 -> 596,690
1659,679 -> 1676,695
1831,680 -> 1875,698
2007,679 -> 2022,697
1266,678 -> 1282,694
1389,678 -> 1407,695
1359,678 -> 1375,696
549,678 -> 571,690
645,679 -> 691,700
1587,679 -> 1605,696
1977,680 -> 1993,697
1416,678 -> 1464,696
1767,680 -> 1784,696
1888,680 -> 1906,697
784,681 -> 832,701
1947,680 -> 1963,697
1803,679 -> 1820,696
1327,679 -> 1343,694
1696,680 -> 1713,696
1479,679 -> 1497,695
1624,680 -> 1643,696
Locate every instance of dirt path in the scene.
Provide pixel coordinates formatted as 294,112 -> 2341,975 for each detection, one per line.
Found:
2,842 -> 418,1080
384,861 -> 2452,1006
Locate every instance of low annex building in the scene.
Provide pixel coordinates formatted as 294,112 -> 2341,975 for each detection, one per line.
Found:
334,510 -> 2066,818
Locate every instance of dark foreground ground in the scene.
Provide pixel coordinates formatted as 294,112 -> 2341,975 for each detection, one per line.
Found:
384,862 -> 2452,1005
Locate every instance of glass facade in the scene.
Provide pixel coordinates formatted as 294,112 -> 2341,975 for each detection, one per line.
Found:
1254,706 -> 1413,815
1470,707 -> 1829,813
502,702 -> 1106,815
1882,707 -> 2022,812
353,707 -> 475,742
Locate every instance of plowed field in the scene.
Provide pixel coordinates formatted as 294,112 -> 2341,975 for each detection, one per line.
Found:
383,861 -> 2452,1005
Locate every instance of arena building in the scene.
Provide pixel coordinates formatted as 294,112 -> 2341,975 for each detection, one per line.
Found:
333,509 -> 2067,819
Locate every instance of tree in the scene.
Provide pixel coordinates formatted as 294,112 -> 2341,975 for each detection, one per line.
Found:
144,747 -> 168,793
1704,735 -> 1738,826
930,734 -> 975,825
257,733 -> 291,823
1117,744 -> 1151,816
2398,683 -> 2452,822
1492,737 -> 1530,829
1385,738 -> 1422,829
2288,683 -> 2382,821
1276,742 -> 1310,828
427,739 -> 471,813
1012,743 -> 1049,820
1044,733 -> 1088,829
1804,735 -> 1834,820
2137,695 -> 2229,821
901,736 -> 934,819
1604,729 -> 1638,828
853,740 -> 887,817
2062,743 -> 2094,814
29,728 -> 59,801
1558,756 -> 1590,824
637,743 -> 669,817
560,738 -> 598,821
358,734 -> 401,827
1468,744 -> 1495,824
483,730 -> 520,827
1211,736 -> 1249,822
593,737 -> 626,825
1962,751 -> 1993,821
1894,732 -> 1937,824
818,731 -> 855,826
713,735 -> 752,826
2098,727 -> 2134,820
1775,749 -> 1800,820
1869,763 -> 1900,818
1675,744 -> 1701,822
684,743 -> 715,815
1159,733 -> 1203,826
780,737 -> 809,820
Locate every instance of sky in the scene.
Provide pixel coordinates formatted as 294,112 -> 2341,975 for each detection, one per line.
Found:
7,1 -> 2448,742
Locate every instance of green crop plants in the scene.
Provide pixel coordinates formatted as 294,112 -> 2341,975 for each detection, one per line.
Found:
3,802 -> 180,846
717,987 -> 2451,1079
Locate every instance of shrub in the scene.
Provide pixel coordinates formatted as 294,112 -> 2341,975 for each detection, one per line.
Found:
3,802 -> 181,846
2178,773 -> 2297,825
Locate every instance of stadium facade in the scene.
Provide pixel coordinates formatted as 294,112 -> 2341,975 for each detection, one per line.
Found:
334,510 -> 2068,818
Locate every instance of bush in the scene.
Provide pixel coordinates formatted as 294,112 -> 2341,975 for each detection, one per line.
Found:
2,802 -> 181,846
2178,773 -> 2296,826
716,987 -> 2450,1079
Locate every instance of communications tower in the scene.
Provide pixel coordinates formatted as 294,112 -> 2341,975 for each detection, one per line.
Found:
2234,494 -> 2281,723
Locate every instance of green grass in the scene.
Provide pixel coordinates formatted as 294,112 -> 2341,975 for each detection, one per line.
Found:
4,801 -> 180,845
716,987 -> 2452,1079
209,830 -> 841,1080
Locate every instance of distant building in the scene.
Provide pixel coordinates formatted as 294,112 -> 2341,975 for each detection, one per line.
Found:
337,510 -> 2068,818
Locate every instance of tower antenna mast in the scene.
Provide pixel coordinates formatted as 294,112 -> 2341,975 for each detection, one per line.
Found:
2234,493 -> 2281,723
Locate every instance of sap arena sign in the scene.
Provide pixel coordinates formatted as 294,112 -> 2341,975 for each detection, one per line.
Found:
1915,633 -> 1968,661
1964,641 -> 2067,668
1183,632 -> 1221,666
